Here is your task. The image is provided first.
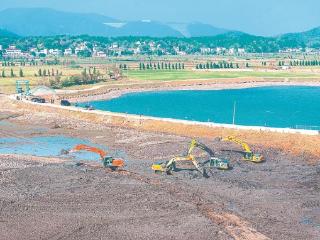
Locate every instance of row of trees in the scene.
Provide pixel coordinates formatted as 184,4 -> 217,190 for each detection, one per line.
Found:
49,67 -> 103,89
36,69 -> 62,77
0,68 -> 24,78
119,64 -> 128,70
195,62 -> 241,69
278,60 -> 320,67
139,62 -> 185,70
290,60 -> 320,66
1,59 -> 60,67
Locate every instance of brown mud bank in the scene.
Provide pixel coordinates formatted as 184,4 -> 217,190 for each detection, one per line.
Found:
4,95 -> 320,161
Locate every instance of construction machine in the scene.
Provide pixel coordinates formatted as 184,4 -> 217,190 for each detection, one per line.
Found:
221,136 -> 264,163
65,144 -> 125,170
152,139 -> 230,177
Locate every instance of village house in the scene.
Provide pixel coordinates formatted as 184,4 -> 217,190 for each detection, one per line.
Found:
4,45 -> 23,58
63,48 -> 73,56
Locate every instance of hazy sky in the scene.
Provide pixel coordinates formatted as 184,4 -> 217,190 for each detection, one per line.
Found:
1,0 -> 320,36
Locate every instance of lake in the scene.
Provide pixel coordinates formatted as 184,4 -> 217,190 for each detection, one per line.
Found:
80,86 -> 320,130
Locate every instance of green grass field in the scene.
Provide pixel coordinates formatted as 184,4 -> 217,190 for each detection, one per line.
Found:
128,70 -> 320,81
1,65 -> 320,94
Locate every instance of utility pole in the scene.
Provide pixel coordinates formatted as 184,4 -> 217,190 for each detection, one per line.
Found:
232,101 -> 237,125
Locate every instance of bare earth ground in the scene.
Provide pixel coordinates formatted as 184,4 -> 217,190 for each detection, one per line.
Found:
0,97 -> 320,239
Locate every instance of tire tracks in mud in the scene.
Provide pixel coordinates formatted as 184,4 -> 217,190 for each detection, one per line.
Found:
116,169 -> 270,240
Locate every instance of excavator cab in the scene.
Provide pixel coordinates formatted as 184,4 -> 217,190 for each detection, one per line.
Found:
209,157 -> 230,170
244,152 -> 264,163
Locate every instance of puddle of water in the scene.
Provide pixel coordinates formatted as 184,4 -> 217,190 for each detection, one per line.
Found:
0,120 -> 13,127
300,216 -> 320,228
0,135 -> 127,162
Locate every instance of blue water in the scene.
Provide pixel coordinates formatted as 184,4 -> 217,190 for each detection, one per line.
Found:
80,86 -> 320,130
0,136 -> 126,161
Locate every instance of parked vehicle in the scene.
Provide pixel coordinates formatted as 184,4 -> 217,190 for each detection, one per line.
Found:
31,97 -> 45,103
60,100 -> 71,106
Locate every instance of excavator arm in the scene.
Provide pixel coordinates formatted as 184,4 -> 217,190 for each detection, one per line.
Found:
68,144 -> 124,169
188,139 -> 215,157
152,139 -> 230,176
70,144 -> 107,160
189,139 -> 230,170
222,136 -> 264,163
222,136 -> 252,153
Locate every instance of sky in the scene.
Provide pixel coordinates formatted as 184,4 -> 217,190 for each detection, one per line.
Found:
1,0 -> 320,36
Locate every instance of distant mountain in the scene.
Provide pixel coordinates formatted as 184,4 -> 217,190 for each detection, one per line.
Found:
278,27 -> 320,48
186,22 -> 229,37
112,21 -> 183,37
0,28 -> 18,38
0,8 -> 118,36
168,22 -> 229,37
0,7 -> 319,52
0,8 -> 226,38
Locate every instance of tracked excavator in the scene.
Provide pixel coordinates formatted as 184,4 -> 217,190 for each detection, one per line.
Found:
65,144 -> 125,170
152,139 -> 230,177
221,136 -> 264,163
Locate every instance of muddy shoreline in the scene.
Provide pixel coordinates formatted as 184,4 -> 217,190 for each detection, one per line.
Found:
1,93 -> 320,239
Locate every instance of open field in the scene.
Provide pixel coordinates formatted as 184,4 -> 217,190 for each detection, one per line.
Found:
127,69 -> 320,81
2,62 -> 320,94
0,65 -> 83,93
0,96 -> 319,239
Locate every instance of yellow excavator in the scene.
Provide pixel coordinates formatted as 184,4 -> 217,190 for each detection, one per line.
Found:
152,139 -> 230,177
221,136 -> 264,163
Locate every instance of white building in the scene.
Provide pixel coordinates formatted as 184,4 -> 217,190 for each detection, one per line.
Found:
75,43 -> 88,55
49,49 -> 62,56
0,45 -> 2,51
216,47 -> 227,54
95,51 -> 107,58
39,49 -> 48,55
64,48 -> 73,56
5,45 -> 23,58
228,48 -> 235,55
29,47 -> 37,53
237,48 -> 246,54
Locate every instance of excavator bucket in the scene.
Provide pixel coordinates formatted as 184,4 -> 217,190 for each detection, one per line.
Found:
152,163 -> 165,172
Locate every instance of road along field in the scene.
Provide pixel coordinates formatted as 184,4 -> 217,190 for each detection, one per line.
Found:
0,95 -> 319,239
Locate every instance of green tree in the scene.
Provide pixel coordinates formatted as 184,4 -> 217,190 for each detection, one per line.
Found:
19,69 -> 24,77
1,70 -> 5,78
10,69 -> 14,78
